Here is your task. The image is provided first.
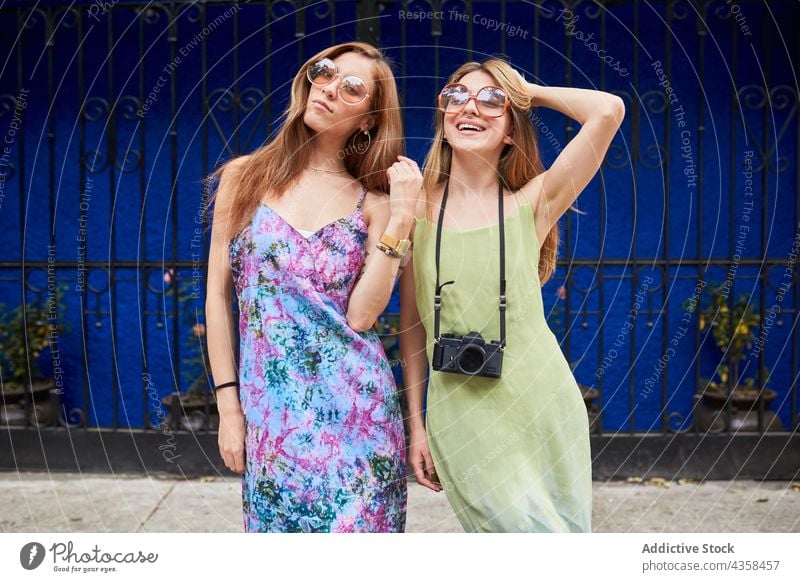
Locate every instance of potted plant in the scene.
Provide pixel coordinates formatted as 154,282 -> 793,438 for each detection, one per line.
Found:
687,281 -> 783,432
0,286 -> 70,426
159,271 -> 218,431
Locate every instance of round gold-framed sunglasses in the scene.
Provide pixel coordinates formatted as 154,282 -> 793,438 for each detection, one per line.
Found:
438,83 -> 510,118
306,57 -> 371,105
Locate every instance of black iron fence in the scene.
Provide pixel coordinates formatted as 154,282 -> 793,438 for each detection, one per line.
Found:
0,0 -> 798,479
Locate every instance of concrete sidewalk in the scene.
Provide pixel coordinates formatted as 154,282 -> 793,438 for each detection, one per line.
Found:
1,472 -> 798,533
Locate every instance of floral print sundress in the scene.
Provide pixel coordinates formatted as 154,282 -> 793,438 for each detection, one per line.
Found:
228,184 -> 408,532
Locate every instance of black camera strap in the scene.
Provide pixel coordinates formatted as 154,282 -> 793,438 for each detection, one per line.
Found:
433,179 -> 507,349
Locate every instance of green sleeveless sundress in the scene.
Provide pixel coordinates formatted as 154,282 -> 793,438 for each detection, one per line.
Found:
411,188 -> 592,533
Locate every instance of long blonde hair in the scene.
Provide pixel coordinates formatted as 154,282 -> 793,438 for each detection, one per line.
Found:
205,42 -> 404,239
422,58 -> 581,286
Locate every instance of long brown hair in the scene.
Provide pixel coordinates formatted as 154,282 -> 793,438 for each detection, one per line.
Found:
421,58 -> 583,286
205,42 -> 404,239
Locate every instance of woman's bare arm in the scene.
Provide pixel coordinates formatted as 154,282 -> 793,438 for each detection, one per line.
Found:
518,82 -> 625,237
205,156 -> 248,416
345,194 -> 414,332
398,250 -> 441,491
345,156 -> 422,332
398,253 -> 428,435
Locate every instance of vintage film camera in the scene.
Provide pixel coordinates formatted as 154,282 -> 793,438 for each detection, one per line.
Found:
431,179 -> 508,379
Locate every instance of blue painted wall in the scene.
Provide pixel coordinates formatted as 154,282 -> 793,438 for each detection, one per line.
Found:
0,0 -> 797,432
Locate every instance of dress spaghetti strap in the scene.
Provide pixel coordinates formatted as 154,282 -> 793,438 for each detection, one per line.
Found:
356,185 -> 368,211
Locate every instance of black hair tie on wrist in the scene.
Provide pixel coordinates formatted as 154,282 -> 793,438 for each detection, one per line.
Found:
214,380 -> 239,390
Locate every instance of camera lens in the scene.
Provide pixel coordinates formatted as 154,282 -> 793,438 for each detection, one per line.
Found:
457,344 -> 486,375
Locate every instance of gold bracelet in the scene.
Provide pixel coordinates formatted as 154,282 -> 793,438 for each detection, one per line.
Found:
376,242 -> 401,258
379,233 -> 411,258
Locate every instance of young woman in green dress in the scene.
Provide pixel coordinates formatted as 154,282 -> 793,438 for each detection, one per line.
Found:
398,58 -> 624,532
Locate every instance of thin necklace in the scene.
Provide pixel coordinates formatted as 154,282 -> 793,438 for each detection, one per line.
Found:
309,165 -> 348,174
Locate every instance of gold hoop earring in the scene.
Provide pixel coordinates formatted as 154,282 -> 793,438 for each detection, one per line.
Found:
352,129 -> 371,154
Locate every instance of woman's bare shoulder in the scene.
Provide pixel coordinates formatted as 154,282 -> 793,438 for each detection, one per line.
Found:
361,189 -> 389,218
361,189 -> 425,239
227,153 -> 251,173
212,155 -> 250,207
